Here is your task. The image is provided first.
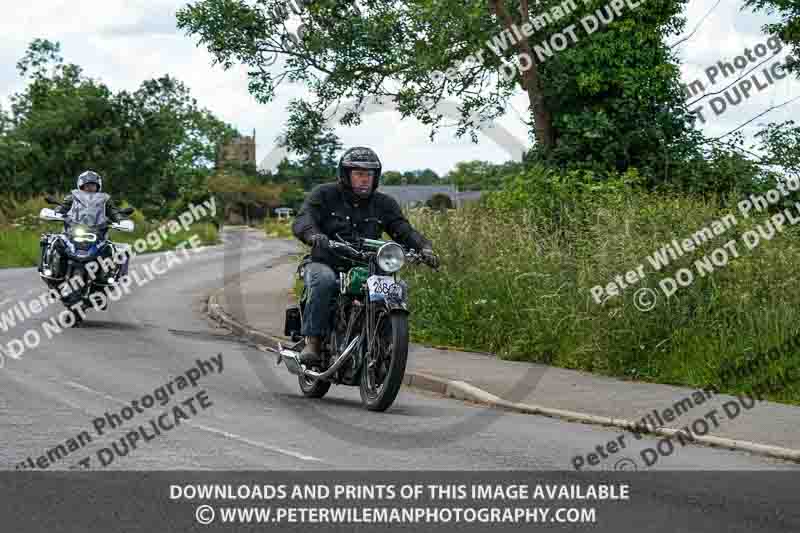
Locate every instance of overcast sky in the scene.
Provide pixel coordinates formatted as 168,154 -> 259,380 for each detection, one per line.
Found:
0,0 -> 797,175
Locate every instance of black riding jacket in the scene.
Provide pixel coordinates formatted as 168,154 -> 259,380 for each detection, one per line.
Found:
292,183 -> 431,269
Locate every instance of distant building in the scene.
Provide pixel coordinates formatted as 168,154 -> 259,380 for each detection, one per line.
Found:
217,130 -> 256,170
378,185 -> 482,208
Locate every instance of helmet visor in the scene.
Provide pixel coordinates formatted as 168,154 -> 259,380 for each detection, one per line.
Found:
343,161 -> 381,170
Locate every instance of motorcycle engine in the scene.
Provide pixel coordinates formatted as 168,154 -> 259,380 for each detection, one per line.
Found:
330,300 -> 362,385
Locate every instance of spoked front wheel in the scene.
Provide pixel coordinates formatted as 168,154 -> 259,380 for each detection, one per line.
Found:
360,311 -> 409,412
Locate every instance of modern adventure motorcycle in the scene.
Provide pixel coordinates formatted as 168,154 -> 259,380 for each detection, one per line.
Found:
38,195 -> 135,325
273,237 -> 437,412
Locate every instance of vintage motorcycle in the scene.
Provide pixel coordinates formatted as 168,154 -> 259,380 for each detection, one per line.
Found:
38,195 -> 135,325
273,237 -> 436,412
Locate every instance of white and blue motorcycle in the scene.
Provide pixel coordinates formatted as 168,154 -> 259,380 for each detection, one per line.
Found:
38,192 -> 135,325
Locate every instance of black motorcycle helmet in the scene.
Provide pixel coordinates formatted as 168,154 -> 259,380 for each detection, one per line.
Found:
337,147 -> 382,199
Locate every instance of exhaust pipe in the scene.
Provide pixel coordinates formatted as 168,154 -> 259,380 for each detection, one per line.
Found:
304,335 -> 361,381
272,335 -> 361,381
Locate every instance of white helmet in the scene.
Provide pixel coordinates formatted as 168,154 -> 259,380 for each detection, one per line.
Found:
77,170 -> 103,192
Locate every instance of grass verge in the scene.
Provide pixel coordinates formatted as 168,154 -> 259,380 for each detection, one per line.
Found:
401,196 -> 800,405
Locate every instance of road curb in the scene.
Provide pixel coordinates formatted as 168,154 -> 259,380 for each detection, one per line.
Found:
207,289 -> 800,465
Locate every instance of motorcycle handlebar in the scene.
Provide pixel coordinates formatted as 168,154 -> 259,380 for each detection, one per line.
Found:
328,239 -> 433,267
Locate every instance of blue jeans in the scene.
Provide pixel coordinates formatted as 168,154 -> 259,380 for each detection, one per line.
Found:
301,262 -> 339,337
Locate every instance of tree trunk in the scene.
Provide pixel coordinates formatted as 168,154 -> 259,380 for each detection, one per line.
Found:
489,0 -> 555,149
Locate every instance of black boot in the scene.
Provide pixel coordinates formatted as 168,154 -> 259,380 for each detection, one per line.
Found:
299,336 -> 322,366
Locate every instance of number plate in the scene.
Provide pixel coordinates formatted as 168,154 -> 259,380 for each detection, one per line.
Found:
367,275 -> 398,302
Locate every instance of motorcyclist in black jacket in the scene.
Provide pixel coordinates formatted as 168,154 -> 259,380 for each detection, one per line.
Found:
292,147 -> 439,365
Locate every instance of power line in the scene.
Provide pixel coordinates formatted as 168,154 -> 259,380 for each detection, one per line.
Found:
686,52 -> 781,107
715,95 -> 800,140
670,0 -> 723,49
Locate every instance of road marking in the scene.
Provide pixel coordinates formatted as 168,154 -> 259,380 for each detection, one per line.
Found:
64,380 -> 324,464
190,422 -> 324,462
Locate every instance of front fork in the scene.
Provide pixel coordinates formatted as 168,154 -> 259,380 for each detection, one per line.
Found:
362,278 -> 409,384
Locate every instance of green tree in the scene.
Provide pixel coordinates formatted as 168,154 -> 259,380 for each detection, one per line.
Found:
412,168 -> 440,184
0,40 -> 238,216
177,0 -> 694,176
745,0 -> 800,76
381,168 -> 440,185
381,170 -> 404,185
275,105 -> 343,189
426,192 -> 454,210
756,121 -> 800,180
3,40 -> 124,195
112,75 -> 238,214
445,160 -> 514,190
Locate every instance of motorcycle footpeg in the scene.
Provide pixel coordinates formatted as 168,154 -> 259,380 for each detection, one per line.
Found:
281,352 -> 304,376
273,341 -> 302,375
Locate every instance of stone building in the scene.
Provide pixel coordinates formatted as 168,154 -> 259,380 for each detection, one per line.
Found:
214,130 -> 262,225
216,130 -> 256,169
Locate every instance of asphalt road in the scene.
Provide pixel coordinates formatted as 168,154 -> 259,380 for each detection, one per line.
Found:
1,228 -> 799,531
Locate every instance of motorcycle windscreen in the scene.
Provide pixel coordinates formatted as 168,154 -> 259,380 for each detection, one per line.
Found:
66,190 -> 110,228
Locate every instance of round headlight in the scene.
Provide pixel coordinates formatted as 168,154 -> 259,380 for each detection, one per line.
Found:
377,242 -> 406,273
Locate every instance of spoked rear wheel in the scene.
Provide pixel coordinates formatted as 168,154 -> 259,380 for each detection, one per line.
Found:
360,311 -> 409,412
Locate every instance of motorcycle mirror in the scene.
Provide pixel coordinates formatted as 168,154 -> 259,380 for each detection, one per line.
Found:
118,207 -> 135,216
113,220 -> 135,233
45,195 -> 62,205
39,208 -> 65,222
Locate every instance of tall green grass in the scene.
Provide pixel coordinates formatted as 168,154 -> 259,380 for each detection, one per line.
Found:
404,194 -> 800,404
0,229 -> 43,268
